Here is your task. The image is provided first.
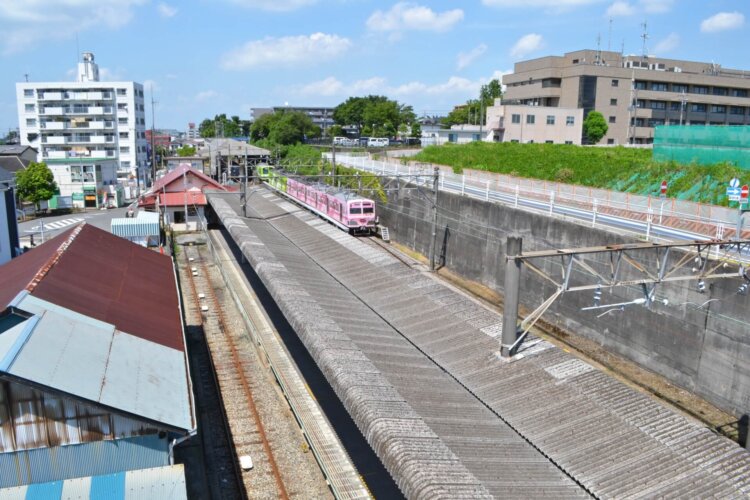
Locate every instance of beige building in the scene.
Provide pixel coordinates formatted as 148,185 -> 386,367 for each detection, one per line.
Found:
503,49 -> 750,144
485,100 -> 584,144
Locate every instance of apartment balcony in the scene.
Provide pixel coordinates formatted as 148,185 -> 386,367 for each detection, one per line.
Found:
40,106 -> 66,115
43,136 -> 68,145
40,121 -> 66,130
38,92 -> 65,101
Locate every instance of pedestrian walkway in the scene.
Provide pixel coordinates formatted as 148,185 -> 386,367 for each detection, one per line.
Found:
24,217 -> 84,233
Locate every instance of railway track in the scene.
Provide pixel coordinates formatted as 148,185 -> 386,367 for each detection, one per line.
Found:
181,244 -> 289,499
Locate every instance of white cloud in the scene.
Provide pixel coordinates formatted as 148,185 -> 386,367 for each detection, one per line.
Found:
157,3 -> 178,17
510,33 -> 544,59
195,90 -> 218,101
0,0 -> 146,54
482,0 -> 603,8
457,44 -> 488,71
652,33 -> 679,54
295,71 -> 510,101
367,3 -> 464,33
700,11 -> 745,33
606,1 -> 635,16
220,33 -> 351,70
225,0 -> 317,11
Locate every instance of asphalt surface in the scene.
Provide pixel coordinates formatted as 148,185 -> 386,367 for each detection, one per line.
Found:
18,207 -> 131,247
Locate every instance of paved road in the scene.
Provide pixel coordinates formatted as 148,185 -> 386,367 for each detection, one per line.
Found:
18,208 -> 130,247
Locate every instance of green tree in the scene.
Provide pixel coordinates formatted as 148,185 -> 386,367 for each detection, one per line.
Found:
327,124 -> 345,138
250,110 -> 321,145
410,121 -> 422,138
441,78 -> 502,128
16,162 -> 57,210
199,114 -> 252,138
480,79 -> 502,107
198,118 -> 215,138
333,95 -> 415,137
583,111 -> 609,143
177,145 -> 196,157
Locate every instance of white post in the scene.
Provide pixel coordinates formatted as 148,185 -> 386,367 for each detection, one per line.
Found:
659,200 -> 664,225
549,191 -> 555,216
461,175 -> 465,196
646,207 -> 654,241
515,185 -> 520,208
486,180 -> 490,201
592,199 -> 598,227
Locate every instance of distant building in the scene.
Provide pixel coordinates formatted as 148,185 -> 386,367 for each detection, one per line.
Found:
0,166 -> 20,264
435,124 -> 484,145
186,122 -> 199,139
146,130 -> 172,148
251,106 -> 335,134
16,52 -> 148,204
503,49 -> 750,145
485,99 -> 584,145
199,138 -> 270,180
0,224 -> 194,490
0,145 -> 37,174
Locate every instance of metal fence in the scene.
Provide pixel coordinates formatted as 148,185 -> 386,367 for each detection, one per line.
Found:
330,153 -> 742,240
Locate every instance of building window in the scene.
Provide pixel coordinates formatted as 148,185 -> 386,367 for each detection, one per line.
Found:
651,82 -> 667,92
511,114 -> 521,124
672,84 -> 688,93
690,121 -> 705,125
119,132 -> 129,139
546,115 -> 555,125
636,99 -> 646,108
611,79 -> 619,87
545,140 -> 553,144
26,118 -> 36,127
511,139 -> 519,143
670,102 -> 681,111
23,89 -> 34,97
118,117 -> 127,124
712,87 -> 728,96
566,116 -> 575,126
690,103 -> 707,112
730,106 -> 745,115
609,116 -> 616,123
565,141 -> 573,145
692,86 -> 708,95
120,146 -> 130,153
711,105 -> 726,113
526,114 -> 535,124
117,103 -> 127,110
25,103 -> 35,112
117,89 -> 127,96
650,101 -> 666,110
649,119 -> 665,127
610,98 -> 617,105
607,139 -> 615,144
634,81 -> 646,90
732,89 -> 748,98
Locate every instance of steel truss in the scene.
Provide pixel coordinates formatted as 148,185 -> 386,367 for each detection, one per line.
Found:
501,238 -> 750,356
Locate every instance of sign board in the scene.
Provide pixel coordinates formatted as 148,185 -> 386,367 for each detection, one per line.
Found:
730,177 -> 740,188
741,185 -> 749,205
72,192 -> 84,201
727,187 -> 741,201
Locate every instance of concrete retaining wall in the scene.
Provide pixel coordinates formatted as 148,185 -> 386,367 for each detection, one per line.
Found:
379,186 -> 750,417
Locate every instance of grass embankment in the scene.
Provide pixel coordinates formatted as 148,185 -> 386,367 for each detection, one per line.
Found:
413,142 -> 749,205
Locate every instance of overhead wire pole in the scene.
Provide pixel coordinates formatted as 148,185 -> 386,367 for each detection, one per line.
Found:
150,86 -> 157,185
428,167 -> 440,271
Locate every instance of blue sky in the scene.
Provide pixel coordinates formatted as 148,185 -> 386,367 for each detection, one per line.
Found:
1,0 -> 748,133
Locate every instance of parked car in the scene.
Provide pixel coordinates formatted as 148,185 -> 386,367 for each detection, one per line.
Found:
367,137 -> 389,147
333,136 -> 347,146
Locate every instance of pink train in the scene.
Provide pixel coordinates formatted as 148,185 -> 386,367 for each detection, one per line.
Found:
285,178 -> 377,235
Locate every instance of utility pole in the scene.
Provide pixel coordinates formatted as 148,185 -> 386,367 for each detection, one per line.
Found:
501,236 -> 523,357
428,167 -> 440,271
679,91 -> 688,126
150,86 -> 157,185
243,146 -> 248,217
331,141 -> 336,187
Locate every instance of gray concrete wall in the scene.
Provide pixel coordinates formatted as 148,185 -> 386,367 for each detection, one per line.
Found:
379,186 -> 750,417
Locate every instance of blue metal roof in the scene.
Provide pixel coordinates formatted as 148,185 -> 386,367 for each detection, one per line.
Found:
0,465 -> 187,499
0,435 -> 170,489
110,212 -> 160,239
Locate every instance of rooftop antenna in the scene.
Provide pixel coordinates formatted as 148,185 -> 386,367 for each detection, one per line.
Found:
640,21 -> 649,63
595,33 -> 602,65
608,18 -> 613,52
23,73 -> 29,82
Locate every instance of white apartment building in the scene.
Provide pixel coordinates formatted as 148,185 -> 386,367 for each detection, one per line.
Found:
16,53 -> 147,207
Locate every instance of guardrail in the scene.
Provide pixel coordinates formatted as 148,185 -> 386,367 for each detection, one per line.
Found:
329,153 -> 744,241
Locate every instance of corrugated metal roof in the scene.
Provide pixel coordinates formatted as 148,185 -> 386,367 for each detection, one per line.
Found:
0,295 -> 193,432
158,191 -> 207,207
0,434 -> 170,488
110,216 -> 160,239
0,224 -> 184,352
0,465 -> 186,498
148,164 -> 224,195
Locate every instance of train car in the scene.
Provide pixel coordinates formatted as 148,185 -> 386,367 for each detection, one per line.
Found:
264,171 -> 376,235
257,164 -> 274,181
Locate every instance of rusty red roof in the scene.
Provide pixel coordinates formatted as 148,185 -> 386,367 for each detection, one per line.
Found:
0,223 -> 184,352
140,191 -> 207,209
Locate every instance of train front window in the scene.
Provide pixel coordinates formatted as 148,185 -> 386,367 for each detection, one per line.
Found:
363,206 -> 374,214
350,207 -> 362,214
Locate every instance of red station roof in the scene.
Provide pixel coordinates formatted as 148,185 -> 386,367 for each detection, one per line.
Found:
0,224 -> 184,351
